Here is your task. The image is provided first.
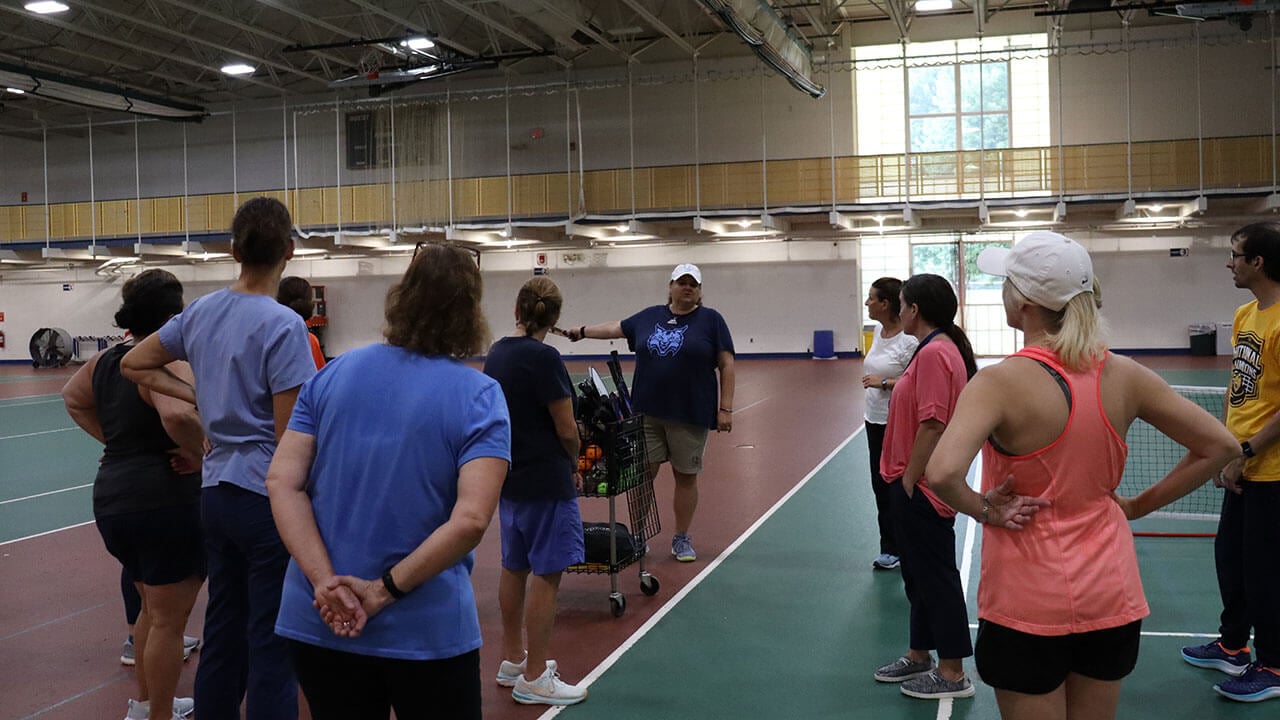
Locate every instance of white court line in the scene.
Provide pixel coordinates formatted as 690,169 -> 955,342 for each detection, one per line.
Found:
0,483 -> 92,506
0,520 -> 95,547
0,427 -> 76,441
535,427 -> 866,720
937,458 -> 983,720
733,395 -> 769,414
0,395 -> 62,407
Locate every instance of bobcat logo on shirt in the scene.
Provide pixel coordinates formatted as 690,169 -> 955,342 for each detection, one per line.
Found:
648,324 -> 687,357
1229,330 -> 1264,408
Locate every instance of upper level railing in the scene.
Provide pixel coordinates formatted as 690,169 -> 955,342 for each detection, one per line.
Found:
1,134 -> 1274,244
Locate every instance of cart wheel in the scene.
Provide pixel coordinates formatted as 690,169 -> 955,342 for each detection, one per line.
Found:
610,592 -> 626,617
639,572 -> 660,596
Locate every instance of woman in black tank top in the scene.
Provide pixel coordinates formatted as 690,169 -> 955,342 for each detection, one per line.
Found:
63,269 -> 207,720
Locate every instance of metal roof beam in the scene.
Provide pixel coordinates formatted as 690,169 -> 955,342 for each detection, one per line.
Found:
253,0 -> 402,60
344,0 -> 479,59
437,0 -> 569,67
73,0 -> 331,87
152,0 -> 351,73
525,0 -> 628,59
0,6 -> 289,95
619,0 -> 695,55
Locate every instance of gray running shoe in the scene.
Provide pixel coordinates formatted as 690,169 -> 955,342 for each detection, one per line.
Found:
873,655 -> 935,683
121,636 -> 200,666
900,670 -> 976,699
872,553 -> 901,570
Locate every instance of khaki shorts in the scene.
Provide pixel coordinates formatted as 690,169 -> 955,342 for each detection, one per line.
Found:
643,415 -> 709,475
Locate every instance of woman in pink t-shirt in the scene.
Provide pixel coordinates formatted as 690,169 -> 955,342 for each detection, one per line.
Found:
926,232 -> 1238,719
872,273 -> 982,701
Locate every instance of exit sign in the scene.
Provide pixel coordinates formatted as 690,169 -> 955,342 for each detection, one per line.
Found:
1169,248 -> 1189,257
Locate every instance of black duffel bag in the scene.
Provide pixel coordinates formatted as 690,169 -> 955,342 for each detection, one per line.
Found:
582,521 -> 637,564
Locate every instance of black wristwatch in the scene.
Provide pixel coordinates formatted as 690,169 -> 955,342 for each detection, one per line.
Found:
381,570 -> 407,600
881,378 -> 888,390
1241,440 -> 1256,458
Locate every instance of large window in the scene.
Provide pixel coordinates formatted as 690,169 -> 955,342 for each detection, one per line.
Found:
855,34 -> 1048,158
908,62 -> 1010,152
859,234 -> 1022,357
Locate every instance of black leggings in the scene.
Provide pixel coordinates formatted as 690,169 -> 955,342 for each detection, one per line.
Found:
290,642 -> 481,720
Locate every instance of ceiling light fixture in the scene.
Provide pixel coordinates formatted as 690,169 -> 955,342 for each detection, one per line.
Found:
25,1 -> 70,15
221,63 -> 256,76
5,87 -> 26,94
915,0 -> 955,11
400,36 -> 435,50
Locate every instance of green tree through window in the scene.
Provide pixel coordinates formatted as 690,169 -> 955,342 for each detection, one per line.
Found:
909,62 -> 1010,153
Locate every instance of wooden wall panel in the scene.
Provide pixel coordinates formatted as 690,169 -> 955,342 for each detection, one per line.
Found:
207,194 -> 236,231
20,206 -> 47,240
477,176 -> 509,218
296,188 -> 326,227
5,135 -> 1280,244
0,206 -> 23,242
98,200 -> 131,236
650,166 -> 692,210
719,162 -> 763,207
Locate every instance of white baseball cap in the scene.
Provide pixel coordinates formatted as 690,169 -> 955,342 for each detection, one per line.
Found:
671,263 -> 702,284
976,231 -> 1093,312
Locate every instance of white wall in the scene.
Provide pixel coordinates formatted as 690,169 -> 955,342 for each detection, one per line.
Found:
0,243 -> 862,364
1090,245 -> 1250,350
1,234 -> 1260,365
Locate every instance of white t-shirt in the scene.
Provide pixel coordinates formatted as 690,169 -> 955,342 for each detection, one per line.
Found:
863,325 -> 918,425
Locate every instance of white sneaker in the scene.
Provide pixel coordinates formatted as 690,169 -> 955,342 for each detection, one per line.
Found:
512,665 -> 588,706
496,655 -> 557,687
123,697 -> 195,720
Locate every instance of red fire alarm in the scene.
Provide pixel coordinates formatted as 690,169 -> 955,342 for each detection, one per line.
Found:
530,127 -> 544,140
21,191 -> 28,202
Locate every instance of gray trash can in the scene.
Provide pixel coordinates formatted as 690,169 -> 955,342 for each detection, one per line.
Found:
1217,322 -> 1234,355
1189,323 -> 1216,356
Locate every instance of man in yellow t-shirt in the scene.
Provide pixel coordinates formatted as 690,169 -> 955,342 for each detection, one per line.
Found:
1181,221 -> 1280,703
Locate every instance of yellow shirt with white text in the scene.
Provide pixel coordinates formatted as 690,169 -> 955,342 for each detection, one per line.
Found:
1228,300 -> 1280,481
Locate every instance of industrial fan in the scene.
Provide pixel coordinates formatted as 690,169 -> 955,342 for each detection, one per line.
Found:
29,327 -> 73,368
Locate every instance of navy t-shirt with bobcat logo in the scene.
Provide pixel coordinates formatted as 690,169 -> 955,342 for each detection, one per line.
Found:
620,304 -> 734,429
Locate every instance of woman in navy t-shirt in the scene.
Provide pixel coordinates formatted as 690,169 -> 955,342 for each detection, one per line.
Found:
567,263 -> 735,563
483,276 -> 589,706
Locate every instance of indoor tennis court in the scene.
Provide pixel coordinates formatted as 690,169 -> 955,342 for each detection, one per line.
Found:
2,356 -> 1270,720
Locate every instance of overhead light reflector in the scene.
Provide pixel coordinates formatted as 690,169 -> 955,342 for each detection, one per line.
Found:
401,36 -> 435,50
25,1 -> 70,14
915,0 -> 954,11
221,63 -> 256,76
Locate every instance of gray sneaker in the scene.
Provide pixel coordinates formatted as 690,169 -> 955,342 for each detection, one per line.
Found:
900,670 -> 976,699
121,636 -> 200,666
874,655 -> 935,682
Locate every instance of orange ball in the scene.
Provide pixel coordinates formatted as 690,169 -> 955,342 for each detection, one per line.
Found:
585,444 -> 603,461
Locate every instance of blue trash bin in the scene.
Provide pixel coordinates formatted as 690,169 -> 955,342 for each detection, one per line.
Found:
813,330 -> 835,360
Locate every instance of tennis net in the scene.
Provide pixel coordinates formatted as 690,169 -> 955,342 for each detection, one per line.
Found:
1119,385 -> 1225,533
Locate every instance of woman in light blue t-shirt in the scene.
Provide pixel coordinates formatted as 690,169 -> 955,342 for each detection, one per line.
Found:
267,244 -> 510,720
124,197 -> 316,720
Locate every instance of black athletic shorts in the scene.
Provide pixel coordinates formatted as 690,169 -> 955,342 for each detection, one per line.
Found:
975,618 -> 1142,695
96,503 -> 206,586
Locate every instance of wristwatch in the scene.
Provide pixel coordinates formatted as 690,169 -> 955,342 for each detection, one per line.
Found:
1241,440 -> 1256,458
880,378 -> 888,390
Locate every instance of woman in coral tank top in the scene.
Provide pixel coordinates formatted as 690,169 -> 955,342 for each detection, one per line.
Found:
926,231 -> 1240,720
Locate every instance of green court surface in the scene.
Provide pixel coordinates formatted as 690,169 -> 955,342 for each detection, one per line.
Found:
0,395 -> 98,544
557,432 -> 1267,720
